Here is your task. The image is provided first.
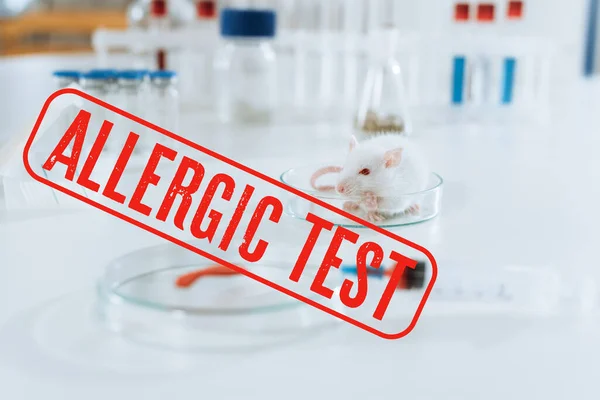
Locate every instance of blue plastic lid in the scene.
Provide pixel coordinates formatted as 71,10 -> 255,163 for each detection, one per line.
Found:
150,70 -> 177,79
119,69 -> 150,80
220,8 -> 276,38
52,70 -> 81,79
88,69 -> 119,79
81,69 -> 118,80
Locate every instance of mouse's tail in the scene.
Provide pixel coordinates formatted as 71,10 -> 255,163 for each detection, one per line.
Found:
310,165 -> 342,192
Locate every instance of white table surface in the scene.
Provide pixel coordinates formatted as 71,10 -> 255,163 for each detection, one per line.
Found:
1,53 -> 600,399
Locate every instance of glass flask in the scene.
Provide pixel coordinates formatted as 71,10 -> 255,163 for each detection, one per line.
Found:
213,8 -> 278,124
355,27 -> 413,136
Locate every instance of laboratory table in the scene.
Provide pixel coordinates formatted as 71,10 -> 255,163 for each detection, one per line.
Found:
1,54 -> 600,400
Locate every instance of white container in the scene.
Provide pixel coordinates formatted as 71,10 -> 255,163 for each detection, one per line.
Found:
213,8 -> 278,124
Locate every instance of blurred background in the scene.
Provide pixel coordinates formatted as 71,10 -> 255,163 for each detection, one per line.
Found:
0,0 -> 598,130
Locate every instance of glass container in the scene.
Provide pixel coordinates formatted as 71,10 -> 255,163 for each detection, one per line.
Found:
213,8 -> 278,124
115,70 -> 151,153
96,241 -> 338,350
149,70 -> 180,137
355,27 -> 413,136
280,165 -> 443,228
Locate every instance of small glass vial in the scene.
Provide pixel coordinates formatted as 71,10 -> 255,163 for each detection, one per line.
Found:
117,70 -> 151,153
116,70 -> 149,116
150,70 -> 180,137
355,27 -> 413,136
80,70 -> 110,100
79,71 -> 113,152
90,69 -> 120,106
52,70 -> 82,154
52,70 -> 81,89
213,8 -> 278,124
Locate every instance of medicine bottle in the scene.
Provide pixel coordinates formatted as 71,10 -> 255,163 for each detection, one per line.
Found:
117,70 -> 148,116
79,71 -> 114,152
213,8 -> 278,124
80,70 -> 110,100
150,70 -> 180,138
117,70 -> 151,153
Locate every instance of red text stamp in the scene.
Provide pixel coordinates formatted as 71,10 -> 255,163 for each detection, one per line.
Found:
22,88 -> 437,339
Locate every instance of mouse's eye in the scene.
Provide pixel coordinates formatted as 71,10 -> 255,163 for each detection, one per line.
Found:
359,168 -> 370,176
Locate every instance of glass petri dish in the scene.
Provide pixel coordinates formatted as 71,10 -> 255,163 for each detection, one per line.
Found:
96,241 -> 340,351
279,165 -> 443,228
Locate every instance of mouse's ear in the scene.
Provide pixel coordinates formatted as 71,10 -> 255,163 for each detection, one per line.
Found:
383,147 -> 403,168
349,135 -> 359,152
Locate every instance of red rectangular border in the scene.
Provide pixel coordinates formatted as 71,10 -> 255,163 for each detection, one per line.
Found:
22,88 -> 438,340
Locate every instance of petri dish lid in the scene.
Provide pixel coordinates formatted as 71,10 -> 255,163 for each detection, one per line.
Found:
96,241 -> 339,350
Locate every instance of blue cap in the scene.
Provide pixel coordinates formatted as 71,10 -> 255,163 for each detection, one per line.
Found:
220,8 -> 276,38
150,70 -> 177,79
88,69 -> 119,79
81,69 -> 119,80
118,69 -> 150,80
52,70 -> 81,79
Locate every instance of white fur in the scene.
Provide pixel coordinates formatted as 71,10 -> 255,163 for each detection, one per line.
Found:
335,133 -> 430,217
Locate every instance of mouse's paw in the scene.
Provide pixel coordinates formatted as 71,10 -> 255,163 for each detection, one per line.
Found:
404,204 -> 420,216
363,193 -> 378,212
343,201 -> 360,212
366,211 -> 385,223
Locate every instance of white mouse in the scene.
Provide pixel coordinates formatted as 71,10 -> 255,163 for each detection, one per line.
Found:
334,133 -> 430,222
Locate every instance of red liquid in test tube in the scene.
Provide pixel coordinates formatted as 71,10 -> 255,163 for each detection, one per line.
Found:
151,0 -> 167,17
151,0 -> 168,70
196,0 -> 217,19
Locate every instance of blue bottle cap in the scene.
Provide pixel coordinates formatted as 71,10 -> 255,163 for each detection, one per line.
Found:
52,70 -> 81,79
88,69 -> 119,79
119,69 -> 150,80
150,70 -> 177,79
81,70 -> 115,80
220,8 -> 276,38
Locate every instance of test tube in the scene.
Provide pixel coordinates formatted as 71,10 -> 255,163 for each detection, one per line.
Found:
317,1 -> 334,109
293,2 -> 309,109
342,0 -> 360,110
149,0 -> 169,70
191,0 -> 218,109
196,0 -> 217,19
